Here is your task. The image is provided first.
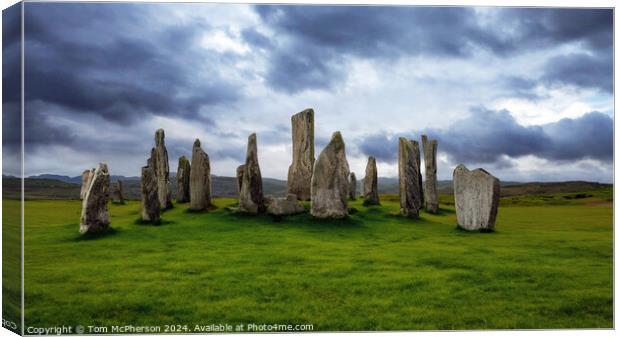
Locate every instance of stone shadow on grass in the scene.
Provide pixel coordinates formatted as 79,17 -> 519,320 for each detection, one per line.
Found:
133,218 -> 176,226
454,225 -> 497,234
70,226 -> 119,242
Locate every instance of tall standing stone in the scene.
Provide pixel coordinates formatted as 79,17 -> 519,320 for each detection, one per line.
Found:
422,135 -> 439,213
239,133 -> 264,213
236,165 -> 245,195
176,156 -> 191,203
79,163 -> 110,234
363,156 -> 380,205
141,164 -> 160,223
398,138 -> 423,217
150,129 -> 172,209
349,173 -> 357,200
416,141 -> 424,206
310,131 -> 350,219
80,168 -> 95,200
287,108 -> 315,200
453,165 -> 500,231
189,139 -> 212,211
112,180 -> 124,204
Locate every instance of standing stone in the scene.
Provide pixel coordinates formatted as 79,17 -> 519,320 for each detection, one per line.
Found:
363,156 -> 380,205
79,163 -> 110,234
239,133 -> 264,213
349,173 -> 357,200
416,141 -> 424,206
310,131 -> 350,219
189,139 -> 212,211
398,138 -> 423,217
80,169 -> 94,200
141,164 -> 160,223
112,180 -> 125,204
453,165 -> 500,231
150,129 -> 172,209
422,135 -> 439,213
176,156 -> 191,203
236,165 -> 245,195
287,108 -> 315,200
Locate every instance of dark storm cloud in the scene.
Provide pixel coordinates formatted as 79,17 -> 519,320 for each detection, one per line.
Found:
21,3 -> 241,147
358,108 -> 613,165
250,5 -> 613,94
542,53 -> 613,93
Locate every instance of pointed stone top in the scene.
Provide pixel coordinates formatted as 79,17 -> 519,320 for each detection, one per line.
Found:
246,133 -> 257,157
97,162 -> 109,174
155,129 -> 165,145
368,156 -> 376,163
193,139 -> 201,148
179,155 -> 189,163
421,134 -> 428,142
350,172 -> 356,179
327,131 -> 345,151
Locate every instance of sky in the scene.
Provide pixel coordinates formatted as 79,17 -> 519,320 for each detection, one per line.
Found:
2,3 -> 614,182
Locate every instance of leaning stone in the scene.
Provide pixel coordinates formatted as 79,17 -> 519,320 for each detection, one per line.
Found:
422,135 -> 439,213
453,164 -> 500,231
266,193 -> 305,216
80,163 -> 111,234
239,133 -> 264,213
141,165 -> 160,223
349,172 -> 357,200
80,169 -> 95,200
189,139 -> 212,211
310,131 -> 350,218
363,156 -> 380,205
398,138 -> 423,217
176,156 -> 191,203
150,129 -> 172,209
287,108 -> 315,200
236,165 -> 245,195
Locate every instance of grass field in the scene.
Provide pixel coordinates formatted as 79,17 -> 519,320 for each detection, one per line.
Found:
13,188 -> 613,331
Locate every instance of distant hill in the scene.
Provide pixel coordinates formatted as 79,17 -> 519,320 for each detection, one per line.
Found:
1,174 -> 612,200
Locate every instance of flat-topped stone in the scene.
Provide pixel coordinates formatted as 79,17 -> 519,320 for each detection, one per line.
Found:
287,108 -> 315,200
453,164 -> 500,231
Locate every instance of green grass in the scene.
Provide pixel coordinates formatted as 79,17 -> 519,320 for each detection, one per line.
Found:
17,190 -> 612,331
2,199 -> 22,334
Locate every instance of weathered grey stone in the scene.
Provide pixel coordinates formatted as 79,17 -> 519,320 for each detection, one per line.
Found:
236,165 -> 245,195
150,129 -> 172,209
363,156 -> 380,205
416,141 -> 424,206
398,138 -> 423,217
287,108 -> 315,200
80,168 -> 95,200
422,135 -> 439,213
266,193 -> 305,216
141,165 -> 160,223
189,139 -> 212,211
310,131 -> 350,218
79,163 -> 110,234
349,172 -> 357,200
176,156 -> 191,203
453,164 -> 500,231
112,180 -> 124,203
239,133 -> 264,213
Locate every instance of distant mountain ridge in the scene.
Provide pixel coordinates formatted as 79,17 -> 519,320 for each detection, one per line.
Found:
2,174 -> 612,201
